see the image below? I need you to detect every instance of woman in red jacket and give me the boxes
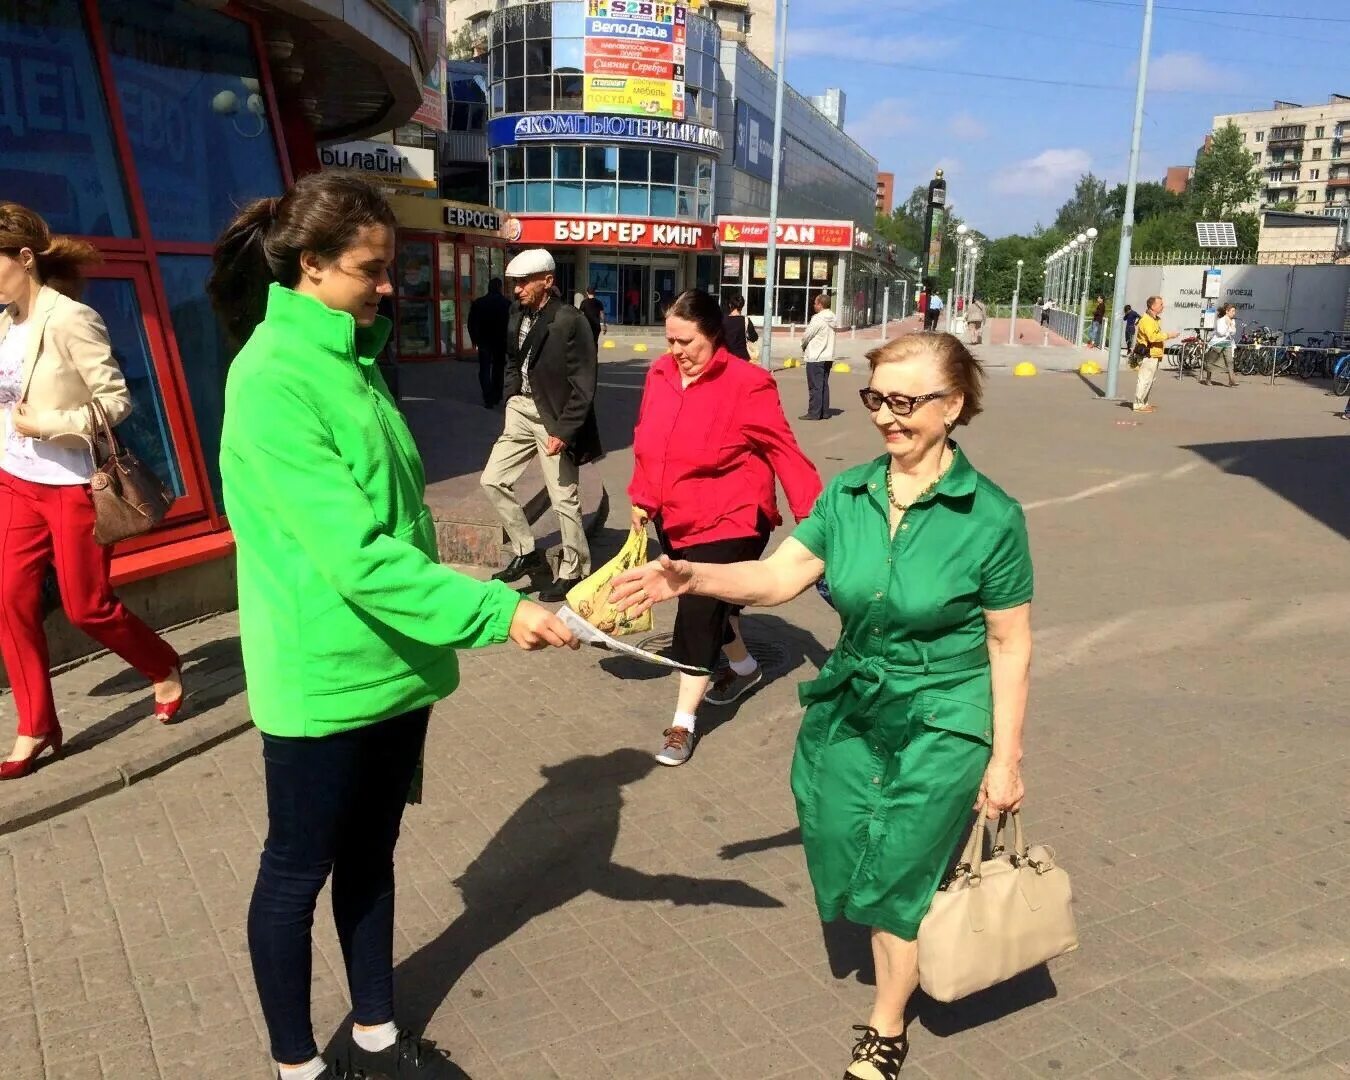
[630,290,822,766]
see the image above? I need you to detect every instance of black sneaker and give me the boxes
[844,1025,909,1079]
[276,1064,348,1080]
[492,551,546,584]
[347,1028,456,1078]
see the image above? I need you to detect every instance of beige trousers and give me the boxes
[1132,356,1161,409]
[480,395,590,579]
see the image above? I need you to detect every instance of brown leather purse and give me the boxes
[86,400,175,545]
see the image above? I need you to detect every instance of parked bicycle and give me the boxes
[1333,350,1350,398]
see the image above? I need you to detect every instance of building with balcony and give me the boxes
[1213,95,1350,215]
[876,172,896,215]
[1,0,433,632]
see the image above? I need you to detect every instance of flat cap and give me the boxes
[505,248,556,277]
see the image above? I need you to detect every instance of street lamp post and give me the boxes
[1107,0,1156,398]
[949,224,969,332]
[758,0,790,369]
[1076,228,1097,347]
[1009,258,1024,345]
[1064,240,1079,338]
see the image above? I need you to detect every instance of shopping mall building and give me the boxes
[1,0,445,638]
[475,0,903,328]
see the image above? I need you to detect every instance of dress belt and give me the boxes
[799,640,989,712]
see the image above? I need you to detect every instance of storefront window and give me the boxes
[397,239,435,357]
[526,182,552,211]
[100,0,283,244]
[554,182,583,212]
[619,184,649,216]
[0,0,136,237]
[585,183,617,214]
[84,279,184,496]
[159,255,228,506]
[438,242,457,354]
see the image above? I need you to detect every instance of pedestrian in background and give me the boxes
[1201,303,1238,388]
[1040,298,1053,328]
[721,292,759,361]
[482,249,601,603]
[1132,295,1179,414]
[467,277,511,409]
[800,292,838,420]
[1090,295,1106,348]
[578,284,606,348]
[0,203,184,782]
[965,296,986,346]
[924,292,943,332]
[210,173,576,1080]
[1122,303,1141,348]
[627,289,821,767]
[612,331,1033,1080]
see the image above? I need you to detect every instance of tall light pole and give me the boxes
[1009,258,1024,344]
[1106,0,1155,398]
[1076,228,1096,347]
[758,0,790,369]
[950,223,969,331]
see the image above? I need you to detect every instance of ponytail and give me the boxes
[207,198,279,348]
[208,174,395,349]
[0,202,101,300]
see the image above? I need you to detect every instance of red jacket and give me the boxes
[628,347,823,546]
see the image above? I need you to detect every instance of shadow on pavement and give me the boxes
[1183,436,1350,540]
[324,749,784,1061]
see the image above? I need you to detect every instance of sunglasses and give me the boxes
[858,388,951,416]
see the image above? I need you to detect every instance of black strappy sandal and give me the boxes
[844,1024,909,1079]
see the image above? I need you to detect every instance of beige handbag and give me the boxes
[917,811,1078,1002]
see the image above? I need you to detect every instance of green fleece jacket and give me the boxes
[220,285,521,737]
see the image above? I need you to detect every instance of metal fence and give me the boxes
[1131,250,1257,266]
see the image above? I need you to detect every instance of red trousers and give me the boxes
[0,471,179,738]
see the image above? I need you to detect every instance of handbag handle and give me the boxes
[87,399,123,463]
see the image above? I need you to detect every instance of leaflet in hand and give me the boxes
[557,605,711,675]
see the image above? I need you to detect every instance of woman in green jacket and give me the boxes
[611,333,1033,1080]
[209,173,575,1080]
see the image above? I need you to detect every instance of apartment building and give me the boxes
[1213,95,1350,214]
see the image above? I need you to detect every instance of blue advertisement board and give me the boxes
[487,113,723,154]
[734,100,779,182]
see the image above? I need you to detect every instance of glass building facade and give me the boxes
[484,0,724,324]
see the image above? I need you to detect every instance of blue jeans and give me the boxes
[248,708,430,1063]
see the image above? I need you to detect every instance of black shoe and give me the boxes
[348,1028,456,1078]
[798,414,821,421]
[844,1025,909,1079]
[276,1064,347,1080]
[492,551,546,584]
[537,576,583,604]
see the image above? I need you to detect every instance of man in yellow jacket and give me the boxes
[1133,295,1178,413]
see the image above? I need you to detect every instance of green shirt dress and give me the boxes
[790,446,1033,940]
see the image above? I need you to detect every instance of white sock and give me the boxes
[352,1020,399,1053]
[729,654,759,677]
[672,710,697,733]
[277,1058,327,1080]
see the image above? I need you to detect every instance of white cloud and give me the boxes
[990,148,1093,197]
[845,97,919,155]
[1135,51,1241,93]
[949,112,989,141]
[787,30,957,65]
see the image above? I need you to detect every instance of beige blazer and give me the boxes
[0,285,132,450]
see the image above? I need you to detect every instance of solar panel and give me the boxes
[1196,222,1238,248]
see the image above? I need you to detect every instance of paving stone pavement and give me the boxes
[0,357,1346,1079]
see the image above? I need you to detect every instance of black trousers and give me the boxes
[805,361,831,419]
[923,310,940,331]
[478,347,506,406]
[247,708,430,1064]
[657,527,770,670]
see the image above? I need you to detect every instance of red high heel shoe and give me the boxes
[154,669,187,725]
[0,730,63,781]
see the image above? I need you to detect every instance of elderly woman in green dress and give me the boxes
[612,332,1033,1079]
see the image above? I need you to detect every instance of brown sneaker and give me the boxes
[845,1025,909,1079]
[1132,403,1157,413]
[655,726,695,767]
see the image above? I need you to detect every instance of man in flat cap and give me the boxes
[481,249,602,602]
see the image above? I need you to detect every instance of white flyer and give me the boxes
[558,605,711,675]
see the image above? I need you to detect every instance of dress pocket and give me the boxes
[913,690,994,745]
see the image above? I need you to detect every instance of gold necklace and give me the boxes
[886,449,953,512]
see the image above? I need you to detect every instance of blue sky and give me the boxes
[785,0,1350,236]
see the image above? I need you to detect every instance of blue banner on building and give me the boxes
[487,113,723,154]
[734,100,779,182]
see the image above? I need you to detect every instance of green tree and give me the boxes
[1189,121,1261,219]
[447,24,483,60]
[1054,173,1114,234]
[1104,180,1184,224]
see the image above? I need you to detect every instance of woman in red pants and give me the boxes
[0,203,183,780]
